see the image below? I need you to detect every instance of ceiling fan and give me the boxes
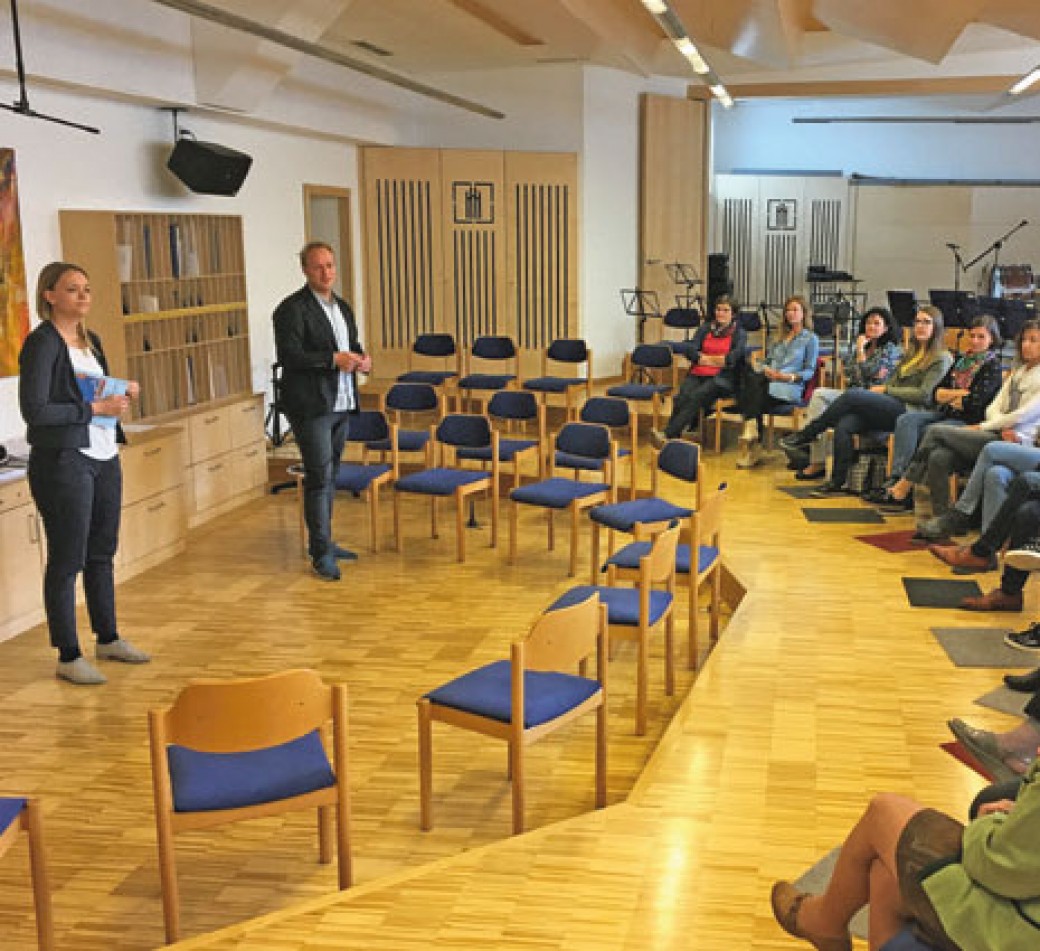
[0,0,99,134]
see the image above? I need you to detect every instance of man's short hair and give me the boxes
[299,240,335,268]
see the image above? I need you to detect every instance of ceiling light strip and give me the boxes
[1009,66,1040,96]
[639,0,732,107]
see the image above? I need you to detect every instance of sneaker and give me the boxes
[56,657,107,685]
[96,638,151,664]
[736,441,763,469]
[916,510,970,541]
[1006,623,1040,652]
[333,544,359,562]
[649,429,667,451]
[779,432,811,452]
[1005,537,1040,573]
[312,553,341,581]
[740,419,759,442]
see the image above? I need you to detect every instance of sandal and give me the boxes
[771,882,852,951]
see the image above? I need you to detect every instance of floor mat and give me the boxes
[854,529,921,553]
[802,507,885,524]
[903,578,982,608]
[931,626,1023,666]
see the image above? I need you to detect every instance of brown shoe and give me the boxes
[960,588,1024,612]
[928,544,994,573]
[770,882,852,951]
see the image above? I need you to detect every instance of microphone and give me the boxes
[1021,219,1030,227]
[946,243,960,249]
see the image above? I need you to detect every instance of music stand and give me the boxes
[621,289,661,344]
[929,289,976,329]
[887,290,917,328]
[665,262,702,310]
[1003,298,1032,341]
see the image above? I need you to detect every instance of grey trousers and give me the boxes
[903,424,999,516]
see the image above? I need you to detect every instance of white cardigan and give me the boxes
[980,362,1040,443]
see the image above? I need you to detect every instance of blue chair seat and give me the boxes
[511,477,609,509]
[766,400,803,417]
[367,429,430,453]
[335,462,392,493]
[607,383,671,400]
[459,373,515,391]
[523,376,586,393]
[551,585,673,626]
[0,797,26,835]
[589,498,693,532]
[395,468,490,496]
[606,541,719,576]
[425,659,600,729]
[397,370,457,385]
[166,730,336,813]
[879,927,939,951]
[458,438,537,463]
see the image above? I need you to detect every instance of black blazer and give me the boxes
[19,321,126,449]
[272,285,364,421]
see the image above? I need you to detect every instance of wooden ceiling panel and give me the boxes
[979,0,1040,45]
[668,0,808,68]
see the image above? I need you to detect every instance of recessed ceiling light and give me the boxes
[1010,66,1040,96]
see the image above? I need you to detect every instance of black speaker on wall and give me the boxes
[167,138,253,196]
[707,252,733,313]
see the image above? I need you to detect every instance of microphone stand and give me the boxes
[964,219,1030,288]
[945,243,965,294]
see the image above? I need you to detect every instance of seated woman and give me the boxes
[736,294,819,469]
[789,306,903,480]
[876,315,1004,514]
[772,755,1040,951]
[916,319,1040,539]
[780,306,951,495]
[649,294,747,448]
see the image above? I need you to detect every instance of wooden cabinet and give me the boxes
[58,210,251,421]
[0,478,45,643]
[183,394,267,527]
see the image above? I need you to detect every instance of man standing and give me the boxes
[273,241,371,580]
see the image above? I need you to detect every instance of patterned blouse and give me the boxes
[844,340,903,389]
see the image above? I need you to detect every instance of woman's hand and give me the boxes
[1001,429,1021,443]
[869,384,887,394]
[855,334,868,358]
[92,394,130,417]
[126,380,140,399]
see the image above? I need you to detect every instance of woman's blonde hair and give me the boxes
[899,304,946,375]
[36,261,90,349]
[782,295,813,332]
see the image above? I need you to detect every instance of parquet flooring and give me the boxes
[0,438,1032,950]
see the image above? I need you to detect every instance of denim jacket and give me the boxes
[764,329,820,402]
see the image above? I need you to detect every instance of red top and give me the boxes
[691,330,734,378]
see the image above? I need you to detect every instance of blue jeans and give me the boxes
[951,440,1040,531]
[890,410,945,478]
[28,448,122,659]
[291,410,351,561]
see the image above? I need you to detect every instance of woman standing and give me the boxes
[649,294,747,448]
[19,262,150,685]
[736,295,820,468]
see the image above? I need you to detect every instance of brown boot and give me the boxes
[927,544,996,573]
[960,588,1024,612]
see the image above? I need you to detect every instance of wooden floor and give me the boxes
[0,435,1034,951]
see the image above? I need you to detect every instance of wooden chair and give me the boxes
[550,523,680,735]
[457,389,545,492]
[148,669,351,944]
[392,413,500,562]
[0,797,54,951]
[606,484,727,670]
[371,382,444,464]
[606,343,673,432]
[418,592,608,835]
[579,396,638,500]
[764,357,826,446]
[456,335,519,412]
[510,421,617,577]
[660,307,701,388]
[522,338,593,421]
[397,332,460,394]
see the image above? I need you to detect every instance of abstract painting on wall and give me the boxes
[0,148,29,377]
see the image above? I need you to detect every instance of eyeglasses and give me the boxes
[914,317,933,325]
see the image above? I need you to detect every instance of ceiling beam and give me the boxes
[716,75,1019,99]
[444,0,543,46]
[149,0,505,118]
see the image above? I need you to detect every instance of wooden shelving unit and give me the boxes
[59,211,252,421]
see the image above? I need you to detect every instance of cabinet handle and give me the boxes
[204,415,219,425]
[28,513,39,544]
[147,501,166,513]
[245,449,259,458]
[208,463,223,473]
[144,447,162,457]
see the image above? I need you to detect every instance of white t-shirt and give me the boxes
[67,345,119,461]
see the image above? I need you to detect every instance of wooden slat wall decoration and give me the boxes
[764,231,798,307]
[505,151,578,377]
[720,197,754,306]
[361,148,578,378]
[809,198,842,270]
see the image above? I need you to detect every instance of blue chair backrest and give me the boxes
[631,344,672,369]
[472,336,516,360]
[438,413,492,449]
[658,440,699,483]
[738,309,762,331]
[488,390,538,421]
[663,307,700,329]
[879,926,939,951]
[580,396,630,428]
[386,382,439,412]
[556,422,610,460]
[413,333,456,357]
[546,338,588,364]
[347,410,390,444]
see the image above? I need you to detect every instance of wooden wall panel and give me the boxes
[505,151,579,377]
[361,148,443,378]
[440,151,507,349]
[640,95,709,334]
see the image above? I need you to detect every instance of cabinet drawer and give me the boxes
[0,503,44,624]
[188,407,231,464]
[231,441,268,492]
[229,396,265,449]
[119,486,185,568]
[191,455,237,513]
[122,434,184,506]
[0,478,31,512]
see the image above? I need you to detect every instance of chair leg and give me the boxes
[490,486,499,549]
[594,704,607,809]
[688,578,699,670]
[590,522,601,585]
[317,804,333,864]
[369,488,379,553]
[636,628,648,736]
[568,505,579,577]
[155,813,181,944]
[430,496,439,540]
[455,493,466,562]
[710,566,722,644]
[509,739,525,835]
[418,699,433,831]
[509,501,519,564]
[664,611,675,697]
[23,800,54,951]
[392,491,402,552]
[547,508,555,552]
